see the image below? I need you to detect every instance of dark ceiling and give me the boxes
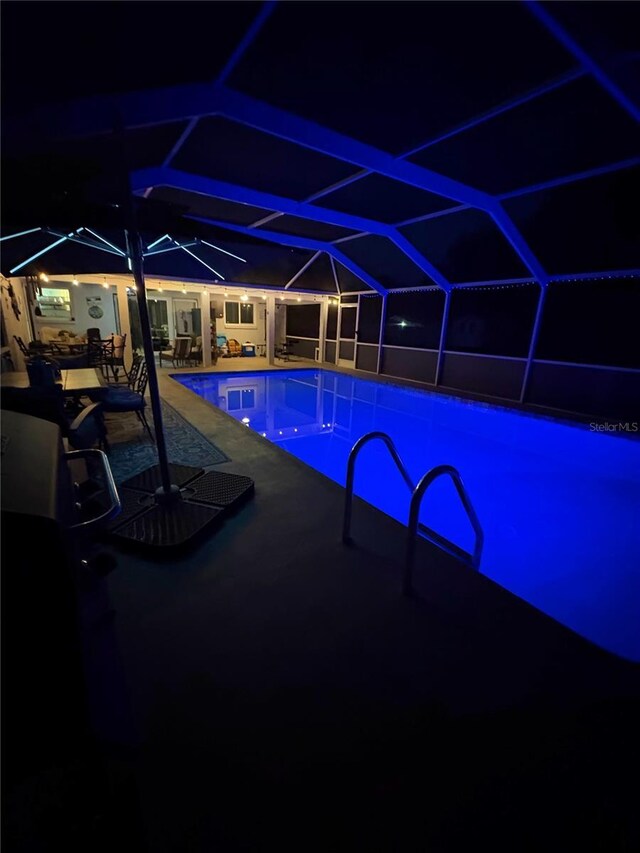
[1,1,638,292]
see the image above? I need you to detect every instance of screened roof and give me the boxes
[2,1,638,294]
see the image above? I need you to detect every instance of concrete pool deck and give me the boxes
[88,364,640,851]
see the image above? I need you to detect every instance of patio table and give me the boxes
[1,368,103,394]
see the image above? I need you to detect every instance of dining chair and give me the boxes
[14,335,52,357]
[13,336,31,358]
[87,354,153,442]
[87,328,108,373]
[187,336,203,366]
[100,333,129,383]
[159,336,192,368]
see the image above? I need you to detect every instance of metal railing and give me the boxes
[403,465,483,596]
[343,432,415,544]
[342,431,483,596]
[65,449,121,530]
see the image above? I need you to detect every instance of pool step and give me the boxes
[417,523,474,569]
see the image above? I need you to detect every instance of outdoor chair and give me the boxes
[1,385,107,450]
[100,333,128,383]
[275,342,291,361]
[13,335,32,358]
[159,336,192,367]
[14,335,53,357]
[15,334,88,370]
[87,353,153,442]
[87,328,109,373]
[187,336,203,366]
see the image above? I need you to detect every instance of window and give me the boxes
[225,300,255,327]
[35,286,72,320]
[227,388,256,411]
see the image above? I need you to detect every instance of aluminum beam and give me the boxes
[526,1,640,122]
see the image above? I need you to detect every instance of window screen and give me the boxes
[384,290,445,349]
[326,302,338,340]
[286,304,320,338]
[536,279,640,368]
[358,296,382,344]
[445,285,539,357]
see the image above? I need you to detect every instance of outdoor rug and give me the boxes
[106,400,229,484]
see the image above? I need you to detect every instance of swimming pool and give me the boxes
[175,369,640,661]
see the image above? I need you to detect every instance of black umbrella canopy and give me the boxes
[2,145,269,241]
[1,211,318,287]
[1,138,313,283]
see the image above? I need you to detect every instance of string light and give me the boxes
[102,277,109,289]
[39,272,49,282]
[72,276,79,286]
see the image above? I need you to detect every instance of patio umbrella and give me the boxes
[1,136,258,551]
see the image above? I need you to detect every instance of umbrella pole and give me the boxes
[126,229,180,503]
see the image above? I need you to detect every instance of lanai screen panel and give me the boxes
[228,2,574,152]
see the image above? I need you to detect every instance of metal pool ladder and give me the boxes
[342,432,484,596]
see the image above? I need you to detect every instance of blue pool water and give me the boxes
[176,369,640,661]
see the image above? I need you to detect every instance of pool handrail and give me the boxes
[343,431,415,545]
[342,431,483,595]
[403,465,484,597]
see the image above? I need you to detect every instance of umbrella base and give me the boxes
[106,465,254,555]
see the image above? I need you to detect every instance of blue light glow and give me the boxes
[174,240,224,279]
[146,234,172,250]
[143,241,199,257]
[200,240,246,263]
[82,227,126,255]
[0,227,41,242]
[9,236,68,273]
[176,368,640,662]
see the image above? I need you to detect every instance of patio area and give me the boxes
[76,371,638,852]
